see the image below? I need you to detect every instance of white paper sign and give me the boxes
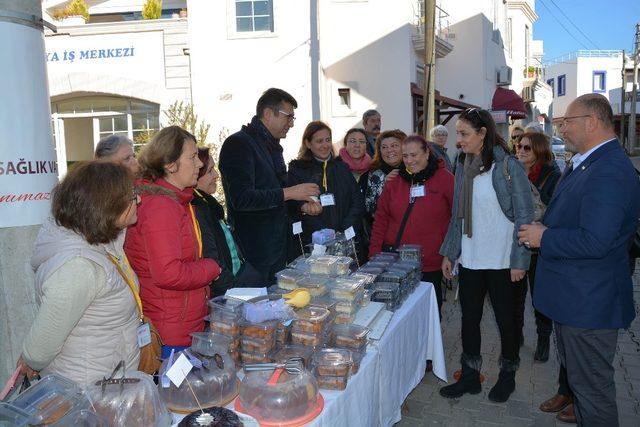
[410,185,425,198]
[320,193,336,207]
[312,244,326,255]
[344,226,356,240]
[165,353,193,388]
[292,221,302,235]
[136,322,151,348]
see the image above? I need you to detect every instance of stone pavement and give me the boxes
[397,266,640,426]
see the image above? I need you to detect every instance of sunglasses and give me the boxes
[515,144,532,152]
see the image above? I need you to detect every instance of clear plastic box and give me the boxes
[333,256,353,276]
[275,269,306,290]
[315,373,349,390]
[308,255,339,275]
[334,297,363,315]
[329,277,366,301]
[398,244,422,262]
[240,320,278,340]
[292,307,331,333]
[240,336,276,353]
[270,345,315,368]
[297,275,329,297]
[206,311,241,336]
[290,329,328,347]
[207,295,245,315]
[334,312,355,324]
[240,350,272,364]
[191,331,237,356]
[312,348,353,377]
[332,324,370,349]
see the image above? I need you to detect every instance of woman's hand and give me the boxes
[16,356,38,379]
[442,257,453,280]
[510,269,526,282]
[301,201,323,216]
[385,169,399,182]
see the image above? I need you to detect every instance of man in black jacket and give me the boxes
[219,88,320,284]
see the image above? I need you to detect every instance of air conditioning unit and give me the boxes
[497,66,512,86]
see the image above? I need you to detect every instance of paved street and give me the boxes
[398,264,640,426]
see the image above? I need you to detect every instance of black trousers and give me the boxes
[422,270,443,319]
[555,322,619,426]
[514,253,553,339]
[458,266,520,362]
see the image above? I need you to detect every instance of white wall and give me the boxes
[544,61,576,117]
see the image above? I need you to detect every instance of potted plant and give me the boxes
[142,0,162,20]
[526,66,536,78]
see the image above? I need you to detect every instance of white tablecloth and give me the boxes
[172,282,445,427]
[374,282,446,426]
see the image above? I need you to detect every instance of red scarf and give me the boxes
[528,162,543,184]
[339,147,372,175]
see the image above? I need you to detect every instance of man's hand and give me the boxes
[442,257,453,280]
[16,356,38,379]
[283,183,320,202]
[518,222,547,249]
[301,201,323,216]
[510,269,526,282]
[385,169,400,182]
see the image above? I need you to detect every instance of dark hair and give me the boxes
[256,88,298,118]
[519,132,553,164]
[138,126,196,181]
[197,147,212,179]
[402,134,432,154]
[52,161,133,245]
[297,121,335,161]
[343,128,368,146]
[362,109,380,123]
[94,134,133,159]
[457,108,509,170]
[575,93,614,128]
[371,129,407,170]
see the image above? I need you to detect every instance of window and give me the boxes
[236,1,273,32]
[338,88,351,108]
[558,74,566,97]
[547,78,554,97]
[593,71,606,93]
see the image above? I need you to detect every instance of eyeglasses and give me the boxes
[278,109,296,123]
[515,144,532,152]
[464,108,482,119]
[559,114,591,128]
[346,139,366,145]
[511,134,523,140]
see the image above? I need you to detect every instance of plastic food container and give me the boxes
[364,260,391,269]
[375,251,399,261]
[288,255,311,272]
[298,275,329,297]
[334,312,355,325]
[240,350,272,364]
[291,330,328,347]
[398,244,422,262]
[271,345,315,368]
[312,348,353,377]
[207,310,241,336]
[87,370,172,427]
[308,256,339,275]
[207,295,245,315]
[370,282,401,311]
[276,321,291,345]
[315,374,349,390]
[267,285,287,297]
[7,374,91,426]
[334,298,362,315]
[351,272,376,286]
[235,368,322,425]
[240,320,278,340]
[333,257,353,276]
[332,324,370,349]
[54,409,108,427]
[351,345,367,375]
[240,336,276,353]
[191,332,238,356]
[308,296,338,315]
[312,228,336,245]
[276,269,306,290]
[292,307,330,333]
[329,277,366,302]
[0,402,30,427]
[158,351,238,414]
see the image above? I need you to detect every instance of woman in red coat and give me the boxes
[369,135,454,316]
[125,126,221,358]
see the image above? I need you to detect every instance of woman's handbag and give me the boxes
[108,255,162,375]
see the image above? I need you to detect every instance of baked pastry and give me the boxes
[291,330,325,347]
[240,351,272,364]
[240,320,277,340]
[292,307,330,333]
[315,375,347,390]
[240,336,275,353]
[177,406,243,427]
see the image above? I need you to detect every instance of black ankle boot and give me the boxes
[534,335,550,362]
[488,357,518,402]
[440,354,482,399]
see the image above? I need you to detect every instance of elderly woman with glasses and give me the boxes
[18,161,141,385]
[429,125,454,172]
[94,134,140,176]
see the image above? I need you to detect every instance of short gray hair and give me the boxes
[95,134,134,159]
[362,109,380,122]
[430,125,448,137]
[524,122,544,133]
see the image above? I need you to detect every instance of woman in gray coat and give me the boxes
[439,108,534,403]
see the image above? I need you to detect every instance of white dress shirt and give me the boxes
[571,138,615,170]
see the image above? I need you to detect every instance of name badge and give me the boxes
[320,193,336,207]
[410,185,425,198]
[137,322,152,348]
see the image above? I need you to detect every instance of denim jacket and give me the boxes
[440,146,533,270]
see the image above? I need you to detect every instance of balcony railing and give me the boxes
[413,2,450,41]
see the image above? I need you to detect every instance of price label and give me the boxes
[312,244,326,255]
[292,221,302,235]
[165,353,193,388]
[344,226,356,240]
[320,193,336,207]
[136,322,152,348]
[410,185,425,198]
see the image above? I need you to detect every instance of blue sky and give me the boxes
[534,0,640,62]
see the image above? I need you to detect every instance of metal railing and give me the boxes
[413,1,450,40]
[544,50,623,66]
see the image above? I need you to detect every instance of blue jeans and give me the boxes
[161,345,189,360]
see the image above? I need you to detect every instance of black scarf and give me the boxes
[246,116,287,180]
[378,160,397,175]
[398,154,439,184]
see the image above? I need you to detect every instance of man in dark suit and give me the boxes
[219,88,321,283]
[518,93,640,426]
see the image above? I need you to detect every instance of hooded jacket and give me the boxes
[124,178,221,347]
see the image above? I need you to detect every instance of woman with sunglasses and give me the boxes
[18,161,141,385]
[439,108,534,402]
[125,126,221,359]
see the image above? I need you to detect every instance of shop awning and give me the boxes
[491,87,527,119]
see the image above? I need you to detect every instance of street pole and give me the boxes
[630,23,639,153]
[422,0,436,137]
[620,50,626,151]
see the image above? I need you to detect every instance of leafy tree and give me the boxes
[163,101,211,146]
[54,0,89,22]
[142,0,162,20]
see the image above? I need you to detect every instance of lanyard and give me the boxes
[188,204,203,259]
[108,253,143,321]
[322,160,328,193]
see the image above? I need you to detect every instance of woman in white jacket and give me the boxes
[18,161,141,386]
